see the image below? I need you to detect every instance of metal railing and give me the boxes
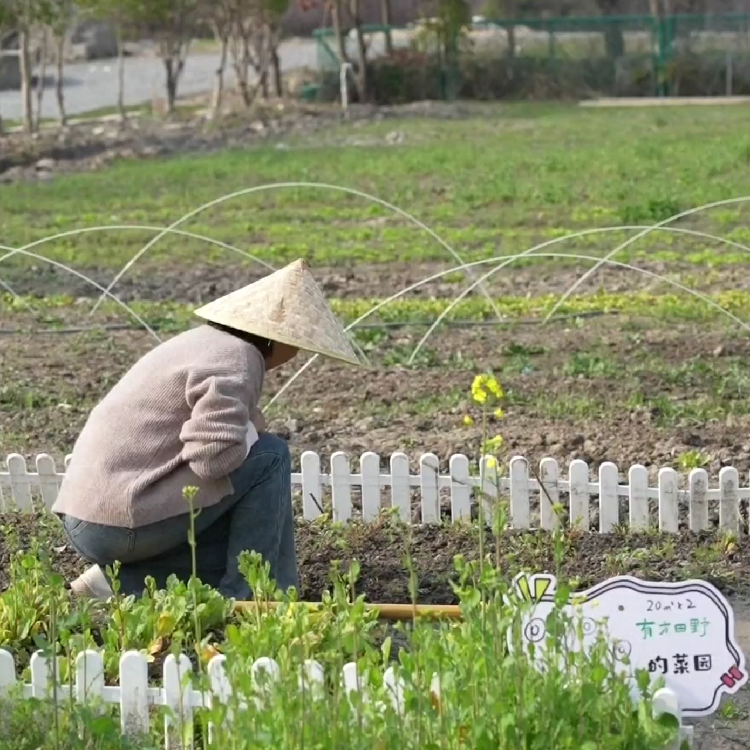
[312,13,750,101]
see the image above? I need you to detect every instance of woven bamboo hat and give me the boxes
[194,259,360,366]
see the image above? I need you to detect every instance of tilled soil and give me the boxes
[4,304,750,489]
[2,512,750,602]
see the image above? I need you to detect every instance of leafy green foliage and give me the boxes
[3,105,750,271]
[0,512,682,750]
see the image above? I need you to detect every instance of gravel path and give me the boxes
[0,39,318,121]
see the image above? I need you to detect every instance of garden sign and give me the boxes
[509,572,747,717]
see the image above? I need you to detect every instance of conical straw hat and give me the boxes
[194,259,360,366]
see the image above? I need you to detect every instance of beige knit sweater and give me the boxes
[52,325,265,528]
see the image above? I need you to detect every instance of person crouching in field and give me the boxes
[52,259,360,600]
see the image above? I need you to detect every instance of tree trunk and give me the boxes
[331,0,349,64]
[503,0,517,81]
[116,26,127,124]
[246,41,277,107]
[257,28,269,99]
[380,0,393,56]
[211,33,229,116]
[34,30,49,133]
[354,27,368,102]
[232,35,253,107]
[164,57,178,113]
[55,33,67,127]
[272,46,282,97]
[19,28,33,135]
[649,0,666,17]
[161,38,189,115]
[351,1,368,102]
[596,0,625,58]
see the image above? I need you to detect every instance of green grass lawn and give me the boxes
[3,104,750,272]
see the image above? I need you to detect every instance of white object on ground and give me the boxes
[340,62,352,110]
[70,564,114,599]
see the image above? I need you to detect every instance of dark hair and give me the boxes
[207,321,275,358]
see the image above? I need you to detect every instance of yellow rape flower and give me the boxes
[462,415,474,427]
[471,385,488,405]
[483,435,504,453]
[471,373,504,406]
[493,408,504,419]
[485,456,497,469]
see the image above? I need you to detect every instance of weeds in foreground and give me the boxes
[0,548,683,750]
[0,374,688,749]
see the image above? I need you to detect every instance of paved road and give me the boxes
[0,39,318,121]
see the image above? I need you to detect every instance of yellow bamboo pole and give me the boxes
[234,600,463,621]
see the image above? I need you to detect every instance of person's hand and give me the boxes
[250,407,266,433]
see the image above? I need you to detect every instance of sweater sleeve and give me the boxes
[180,356,261,480]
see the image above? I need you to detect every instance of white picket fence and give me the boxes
[0,649,689,748]
[0,451,746,533]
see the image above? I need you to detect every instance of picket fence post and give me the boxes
[30,651,52,699]
[719,466,740,535]
[628,465,649,531]
[76,650,105,710]
[120,650,149,736]
[36,454,61,510]
[419,453,440,523]
[449,453,471,521]
[7,454,32,511]
[539,457,559,530]
[251,656,281,711]
[298,659,325,701]
[569,459,590,529]
[598,462,619,533]
[390,452,411,521]
[361,452,381,521]
[659,468,679,533]
[300,451,322,520]
[689,468,709,533]
[0,649,16,697]
[207,653,232,742]
[163,653,193,750]
[330,451,352,523]
[509,456,530,529]
[653,687,693,749]
[479,454,498,524]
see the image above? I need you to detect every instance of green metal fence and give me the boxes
[313,13,750,101]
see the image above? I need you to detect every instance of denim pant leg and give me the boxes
[63,433,298,600]
[217,432,298,599]
[117,513,233,593]
[64,497,234,595]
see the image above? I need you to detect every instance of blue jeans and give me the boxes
[62,433,298,599]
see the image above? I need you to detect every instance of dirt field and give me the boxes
[5,269,750,492]
[3,103,750,746]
